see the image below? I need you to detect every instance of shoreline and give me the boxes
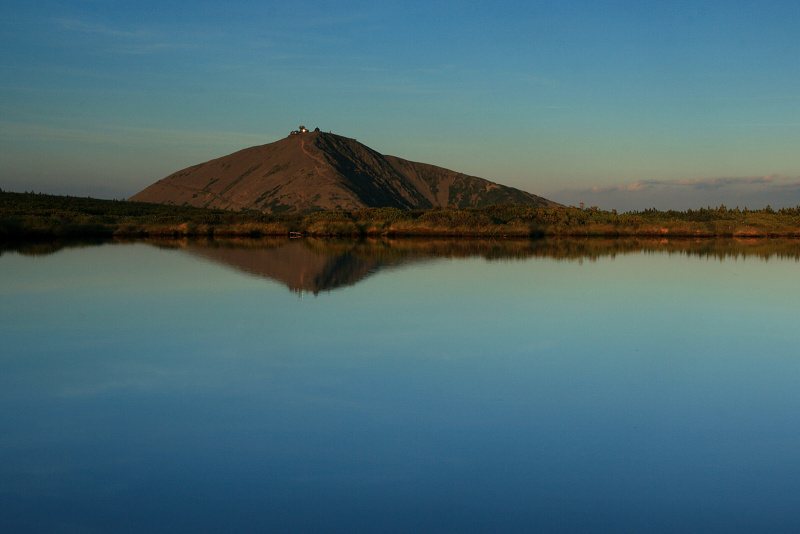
[3,191,800,241]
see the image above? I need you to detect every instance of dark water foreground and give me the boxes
[1,237,799,532]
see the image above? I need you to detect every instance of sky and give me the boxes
[1,0,799,211]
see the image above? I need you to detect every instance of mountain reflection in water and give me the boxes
[184,239,397,295]
[179,237,800,294]
[4,236,800,294]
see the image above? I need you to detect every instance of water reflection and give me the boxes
[4,236,800,294]
[184,239,407,295]
[161,236,800,294]
[2,237,800,532]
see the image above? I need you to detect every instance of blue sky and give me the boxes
[1,0,799,211]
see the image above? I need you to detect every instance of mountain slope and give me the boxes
[129,131,558,212]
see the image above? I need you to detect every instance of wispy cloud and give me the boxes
[0,120,268,148]
[51,17,190,55]
[585,175,796,194]
[299,11,376,29]
[53,18,151,40]
[550,175,800,211]
[726,122,800,128]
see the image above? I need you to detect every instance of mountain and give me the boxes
[129,131,558,212]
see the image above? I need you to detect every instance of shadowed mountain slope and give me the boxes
[130,131,558,213]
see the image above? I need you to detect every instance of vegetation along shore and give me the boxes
[3,191,800,240]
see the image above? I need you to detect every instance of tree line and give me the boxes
[2,191,800,240]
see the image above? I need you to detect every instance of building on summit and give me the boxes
[290,125,322,135]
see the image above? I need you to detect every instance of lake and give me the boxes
[1,237,800,533]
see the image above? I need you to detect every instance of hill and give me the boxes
[129,131,559,212]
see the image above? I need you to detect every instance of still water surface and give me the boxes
[1,238,799,532]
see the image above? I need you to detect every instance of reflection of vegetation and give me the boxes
[4,191,800,240]
[181,237,800,293]
[0,239,108,257]
[5,235,799,293]
[520,237,800,262]
[5,233,800,262]
[299,236,800,262]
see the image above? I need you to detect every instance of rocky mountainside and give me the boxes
[129,131,558,212]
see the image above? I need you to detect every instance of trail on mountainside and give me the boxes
[300,138,327,177]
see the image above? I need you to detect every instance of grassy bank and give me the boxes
[3,191,800,240]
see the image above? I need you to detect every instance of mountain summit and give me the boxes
[129,130,558,212]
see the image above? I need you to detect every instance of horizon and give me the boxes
[2,1,799,212]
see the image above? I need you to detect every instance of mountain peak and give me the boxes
[129,131,558,212]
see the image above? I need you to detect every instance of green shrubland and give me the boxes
[2,191,800,240]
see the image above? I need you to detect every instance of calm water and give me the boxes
[1,238,800,533]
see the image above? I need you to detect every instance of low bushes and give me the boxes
[3,191,800,239]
